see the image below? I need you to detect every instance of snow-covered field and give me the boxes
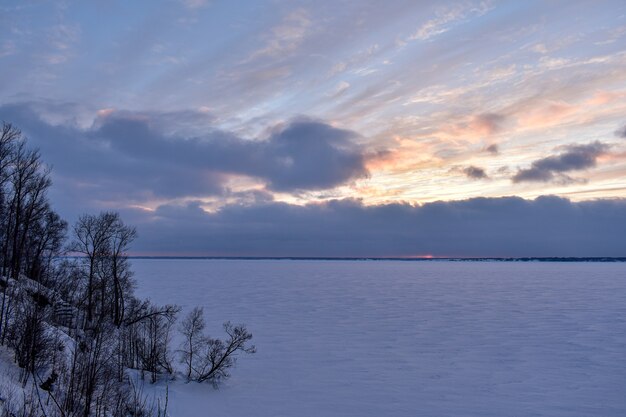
[132,259,626,417]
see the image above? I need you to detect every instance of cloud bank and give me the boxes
[2,103,625,258]
[0,103,369,201]
[127,196,626,257]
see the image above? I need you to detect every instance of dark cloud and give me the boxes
[615,124,626,138]
[256,120,369,191]
[512,141,609,183]
[0,103,369,204]
[125,196,626,257]
[485,144,499,155]
[462,166,488,179]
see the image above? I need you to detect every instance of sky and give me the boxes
[1,0,626,257]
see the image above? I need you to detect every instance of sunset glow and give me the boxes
[1,1,625,256]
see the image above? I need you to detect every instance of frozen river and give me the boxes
[132,259,626,417]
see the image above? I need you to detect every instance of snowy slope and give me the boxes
[133,260,626,417]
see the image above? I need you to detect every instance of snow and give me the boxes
[0,345,26,415]
[132,259,626,417]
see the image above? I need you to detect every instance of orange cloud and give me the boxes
[586,90,625,106]
[517,100,578,129]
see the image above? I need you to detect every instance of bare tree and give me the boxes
[179,318,256,386]
[123,299,180,382]
[179,307,206,381]
[0,122,19,182]
[2,140,52,280]
[0,123,19,243]
[0,128,57,345]
[108,217,137,326]
[70,212,117,324]
[25,208,67,282]
[0,123,19,248]
[0,122,19,347]
[7,287,54,385]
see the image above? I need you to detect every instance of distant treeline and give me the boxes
[83,256,626,262]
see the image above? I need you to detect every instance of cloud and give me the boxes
[435,112,508,140]
[512,141,609,183]
[180,0,209,9]
[0,102,369,204]
[615,124,626,138]
[253,119,369,191]
[0,40,16,58]
[472,113,506,135]
[126,196,626,257]
[409,2,493,41]
[517,101,578,129]
[485,144,499,155]
[327,81,350,98]
[463,166,488,179]
[44,24,80,65]
[248,9,311,60]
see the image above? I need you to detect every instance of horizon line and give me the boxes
[59,255,626,262]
